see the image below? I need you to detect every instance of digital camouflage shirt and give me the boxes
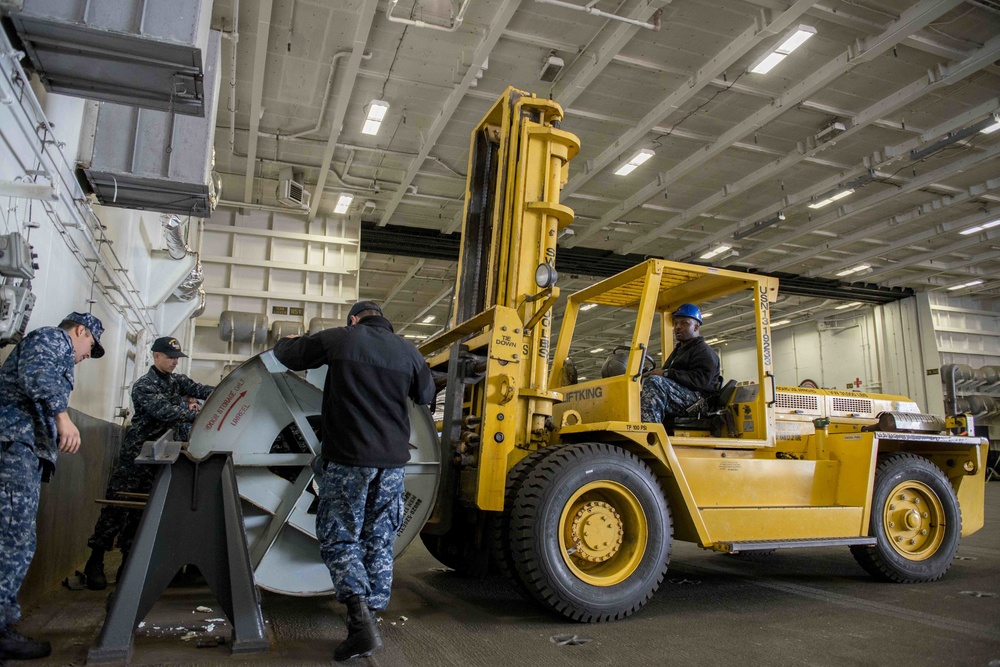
[0,327,75,467]
[123,366,214,450]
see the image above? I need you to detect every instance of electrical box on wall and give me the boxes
[0,284,35,346]
[3,0,214,116]
[0,232,38,280]
[78,30,221,217]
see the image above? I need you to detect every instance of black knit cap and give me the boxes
[347,300,382,325]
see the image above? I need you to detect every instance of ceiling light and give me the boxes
[361,100,389,136]
[614,149,655,176]
[580,303,598,311]
[590,347,605,353]
[836,264,870,277]
[404,334,427,339]
[809,188,855,209]
[959,218,1000,235]
[749,24,816,74]
[700,244,732,260]
[334,193,354,215]
[705,337,727,345]
[422,315,436,324]
[700,311,713,318]
[815,121,847,144]
[911,113,1000,160]
[947,279,984,291]
[835,301,862,310]
[772,319,791,326]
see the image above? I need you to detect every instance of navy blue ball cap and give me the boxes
[347,300,382,325]
[151,336,187,358]
[64,311,105,358]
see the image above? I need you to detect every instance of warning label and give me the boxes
[204,378,250,432]
[396,490,424,537]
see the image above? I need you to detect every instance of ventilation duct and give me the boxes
[172,260,203,301]
[78,31,222,216]
[162,216,190,260]
[5,0,214,116]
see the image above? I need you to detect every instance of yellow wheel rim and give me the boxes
[882,481,946,561]
[558,480,647,586]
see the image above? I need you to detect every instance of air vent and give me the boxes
[277,167,311,209]
[831,397,872,415]
[776,393,819,411]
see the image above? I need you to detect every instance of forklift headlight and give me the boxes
[535,263,558,289]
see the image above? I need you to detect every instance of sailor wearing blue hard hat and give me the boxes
[640,303,722,424]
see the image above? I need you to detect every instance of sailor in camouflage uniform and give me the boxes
[0,311,104,662]
[82,336,213,590]
[641,303,722,423]
[274,301,435,662]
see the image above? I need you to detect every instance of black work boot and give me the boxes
[84,549,107,591]
[0,625,52,660]
[333,595,382,662]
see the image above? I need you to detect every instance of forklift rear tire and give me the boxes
[509,443,671,622]
[851,453,961,583]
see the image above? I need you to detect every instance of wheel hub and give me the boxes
[883,483,945,560]
[569,501,624,563]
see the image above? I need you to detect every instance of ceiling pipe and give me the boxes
[386,0,472,32]
[226,0,239,153]
[534,0,662,30]
[284,50,372,140]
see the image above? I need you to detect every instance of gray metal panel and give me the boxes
[6,0,212,115]
[81,30,221,216]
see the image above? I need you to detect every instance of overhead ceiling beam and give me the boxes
[380,259,426,309]
[308,0,379,221]
[396,284,454,334]
[735,142,1000,267]
[622,37,1000,256]
[559,0,818,213]
[377,0,524,228]
[567,0,965,248]
[242,0,274,203]
[872,229,1000,284]
[798,181,1000,276]
[669,91,1000,263]
[550,0,670,108]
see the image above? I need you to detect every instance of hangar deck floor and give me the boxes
[9,483,1000,667]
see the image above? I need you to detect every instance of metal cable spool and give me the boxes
[186,351,440,596]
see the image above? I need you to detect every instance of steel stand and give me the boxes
[87,441,268,663]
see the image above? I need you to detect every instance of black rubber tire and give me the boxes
[490,447,560,586]
[420,515,492,577]
[509,443,672,622]
[851,453,961,583]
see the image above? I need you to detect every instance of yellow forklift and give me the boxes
[417,87,986,622]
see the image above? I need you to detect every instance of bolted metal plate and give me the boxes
[187,351,440,596]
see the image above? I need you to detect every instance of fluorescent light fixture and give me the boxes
[772,319,791,326]
[614,149,655,176]
[959,218,1000,235]
[734,211,785,240]
[361,100,390,136]
[578,376,588,381]
[403,334,427,339]
[835,301,862,310]
[836,264,870,277]
[979,114,999,134]
[809,188,855,209]
[580,303,598,311]
[334,193,354,215]
[700,244,732,260]
[422,315,436,324]
[749,24,816,74]
[706,337,726,345]
[590,348,605,354]
[947,279,984,291]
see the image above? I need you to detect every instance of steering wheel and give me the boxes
[611,345,656,380]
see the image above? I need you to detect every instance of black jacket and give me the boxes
[273,316,436,468]
[663,337,722,396]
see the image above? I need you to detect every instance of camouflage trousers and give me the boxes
[316,461,404,610]
[0,442,42,627]
[87,439,156,553]
[640,375,701,422]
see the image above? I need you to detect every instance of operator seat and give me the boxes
[667,379,738,437]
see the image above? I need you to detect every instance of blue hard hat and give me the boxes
[671,303,703,324]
